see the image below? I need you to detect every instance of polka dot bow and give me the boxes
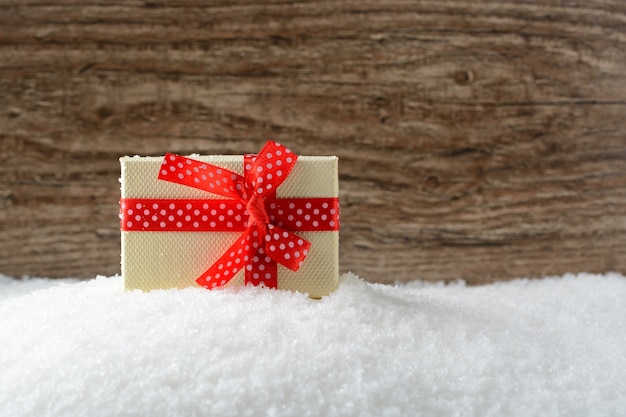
[147,141,339,289]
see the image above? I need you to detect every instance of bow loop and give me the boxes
[159,153,246,202]
[245,142,298,199]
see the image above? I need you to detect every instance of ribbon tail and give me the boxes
[244,246,279,288]
[196,232,252,289]
[262,224,311,272]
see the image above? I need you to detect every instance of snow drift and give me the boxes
[1,272,625,417]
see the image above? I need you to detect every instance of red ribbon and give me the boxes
[120,141,339,289]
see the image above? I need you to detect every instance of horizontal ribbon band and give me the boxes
[120,197,340,232]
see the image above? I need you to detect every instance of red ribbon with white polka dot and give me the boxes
[120,141,339,289]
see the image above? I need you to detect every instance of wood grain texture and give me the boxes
[1,0,625,283]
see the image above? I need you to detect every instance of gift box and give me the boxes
[120,141,340,297]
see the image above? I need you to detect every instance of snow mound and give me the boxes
[1,272,625,417]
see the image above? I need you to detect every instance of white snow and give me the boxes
[1,272,625,417]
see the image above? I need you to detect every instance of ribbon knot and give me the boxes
[246,194,269,226]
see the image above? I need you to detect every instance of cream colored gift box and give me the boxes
[120,153,339,298]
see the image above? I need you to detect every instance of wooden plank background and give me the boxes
[1,0,625,284]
